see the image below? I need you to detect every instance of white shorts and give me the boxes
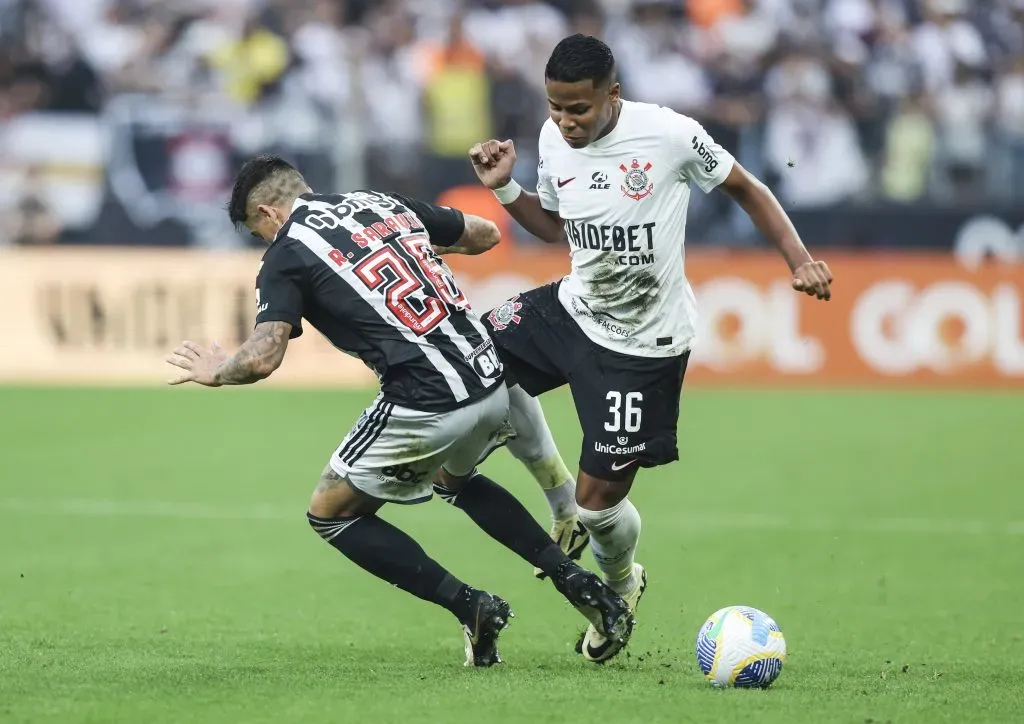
[329,386,512,504]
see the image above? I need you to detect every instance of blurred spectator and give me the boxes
[361,4,425,196]
[863,9,922,114]
[987,0,1024,61]
[687,0,742,29]
[420,12,493,199]
[704,0,778,69]
[463,0,568,91]
[4,166,61,246]
[565,0,605,37]
[0,0,1022,248]
[763,52,869,207]
[880,92,935,202]
[993,54,1024,201]
[911,0,987,93]
[609,0,711,114]
[74,0,149,81]
[206,13,289,105]
[290,0,355,109]
[932,62,994,201]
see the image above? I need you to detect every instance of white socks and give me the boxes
[577,498,642,594]
[505,385,577,521]
[540,483,577,522]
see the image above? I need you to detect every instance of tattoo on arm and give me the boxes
[443,215,500,255]
[213,321,291,385]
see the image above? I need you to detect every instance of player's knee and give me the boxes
[309,465,383,518]
[435,466,467,488]
[432,466,476,504]
[307,510,360,541]
[308,493,339,519]
[575,471,631,511]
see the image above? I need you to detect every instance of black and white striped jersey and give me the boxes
[254,190,503,412]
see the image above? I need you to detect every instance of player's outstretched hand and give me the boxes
[469,139,517,189]
[166,341,228,386]
[792,260,833,301]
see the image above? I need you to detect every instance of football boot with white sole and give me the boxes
[550,561,634,653]
[576,563,647,663]
[461,591,514,667]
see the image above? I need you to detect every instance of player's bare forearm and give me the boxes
[503,192,565,245]
[433,214,500,256]
[719,163,813,272]
[213,321,291,385]
[469,139,562,243]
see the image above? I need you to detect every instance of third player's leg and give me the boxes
[504,385,589,575]
[432,383,581,580]
[479,283,590,569]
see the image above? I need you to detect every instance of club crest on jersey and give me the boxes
[620,158,654,200]
[488,295,523,331]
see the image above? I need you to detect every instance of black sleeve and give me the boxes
[387,192,466,247]
[254,244,305,338]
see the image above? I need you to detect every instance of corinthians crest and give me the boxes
[487,295,523,331]
[620,158,654,200]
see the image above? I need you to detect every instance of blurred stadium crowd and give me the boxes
[1,0,1023,248]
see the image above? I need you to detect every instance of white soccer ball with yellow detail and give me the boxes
[695,606,786,688]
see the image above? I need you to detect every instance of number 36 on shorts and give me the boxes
[604,391,643,433]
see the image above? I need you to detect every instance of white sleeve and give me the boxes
[535,127,559,211]
[665,110,735,194]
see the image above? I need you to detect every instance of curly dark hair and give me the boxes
[545,34,616,87]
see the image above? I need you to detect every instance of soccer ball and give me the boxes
[695,606,786,688]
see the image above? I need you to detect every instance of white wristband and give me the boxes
[492,179,523,205]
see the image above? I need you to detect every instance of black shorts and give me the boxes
[482,282,689,481]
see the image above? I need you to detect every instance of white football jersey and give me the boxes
[536,100,734,357]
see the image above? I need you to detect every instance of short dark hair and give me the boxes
[545,34,615,87]
[227,154,304,228]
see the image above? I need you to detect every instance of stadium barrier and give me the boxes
[1,248,1022,388]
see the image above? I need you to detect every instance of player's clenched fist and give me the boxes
[469,139,517,189]
[792,260,834,301]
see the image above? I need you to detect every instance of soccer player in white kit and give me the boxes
[469,34,834,663]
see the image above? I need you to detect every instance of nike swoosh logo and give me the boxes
[557,177,576,188]
[610,459,639,472]
[566,522,588,557]
[585,639,616,660]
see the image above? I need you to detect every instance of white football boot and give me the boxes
[576,563,647,663]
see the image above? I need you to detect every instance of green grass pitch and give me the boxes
[1,386,1022,723]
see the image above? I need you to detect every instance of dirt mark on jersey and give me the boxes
[587,259,660,325]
